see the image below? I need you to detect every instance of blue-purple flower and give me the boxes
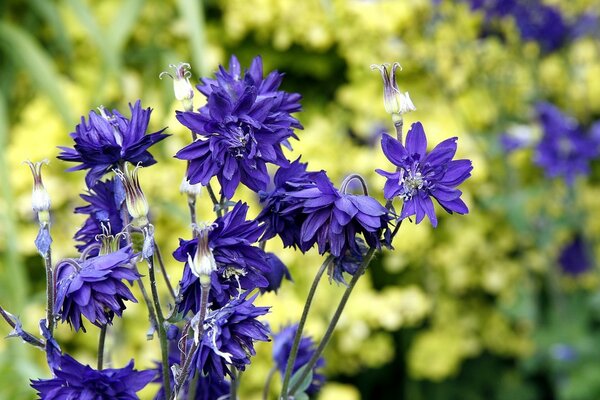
[286,171,390,257]
[31,354,155,400]
[175,55,302,199]
[377,122,472,227]
[558,234,592,276]
[535,103,599,185]
[174,202,271,313]
[272,324,325,396]
[54,245,140,331]
[74,178,126,256]
[58,100,168,187]
[261,252,292,293]
[192,293,270,380]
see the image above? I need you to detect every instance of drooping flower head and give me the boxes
[286,172,390,257]
[174,202,271,313]
[175,55,303,199]
[272,324,325,396]
[535,102,599,185]
[192,293,270,380]
[261,252,292,293]
[377,122,472,227]
[558,234,592,276]
[31,354,155,400]
[54,245,140,331]
[74,178,126,256]
[58,100,169,187]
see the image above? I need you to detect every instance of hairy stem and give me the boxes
[288,248,376,396]
[97,324,107,370]
[0,305,44,349]
[206,182,222,218]
[280,256,332,398]
[43,245,55,336]
[153,240,176,301]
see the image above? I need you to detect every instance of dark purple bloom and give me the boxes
[193,293,270,380]
[535,103,599,185]
[258,158,319,250]
[272,324,325,396]
[174,202,271,313]
[261,252,292,293]
[558,234,592,276]
[175,55,303,199]
[74,178,126,256]
[58,100,168,187]
[377,122,472,227]
[283,172,390,258]
[331,238,368,285]
[31,354,155,400]
[54,245,140,332]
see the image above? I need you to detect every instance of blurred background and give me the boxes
[2,0,600,399]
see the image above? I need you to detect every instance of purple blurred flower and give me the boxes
[535,103,599,185]
[74,178,126,256]
[175,55,302,199]
[558,234,592,276]
[31,354,155,400]
[285,172,390,257]
[174,202,270,313]
[261,252,292,293]
[192,293,270,380]
[58,100,168,187]
[54,245,140,332]
[257,158,319,250]
[272,324,325,396]
[377,122,472,227]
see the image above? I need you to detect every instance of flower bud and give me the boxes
[188,225,216,287]
[115,163,149,226]
[160,63,194,111]
[179,176,203,197]
[25,160,51,224]
[371,62,416,116]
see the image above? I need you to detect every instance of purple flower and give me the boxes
[558,234,592,276]
[54,245,140,332]
[58,100,168,187]
[74,178,126,256]
[285,171,389,257]
[175,55,302,199]
[261,252,293,293]
[193,293,270,380]
[257,158,319,250]
[377,122,472,227]
[331,238,368,285]
[31,354,155,400]
[535,103,599,185]
[272,324,325,396]
[174,202,271,313]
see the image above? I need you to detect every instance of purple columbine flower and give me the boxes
[192,292,270,380]
[31,354,155,400]
[376,122,472,227]
[58,100,169,187]
[54,245,140,332]
[174,202,271,313]
[535,102,599,185]
[261,252,293,293]
[558,234,592,276]
[74,178,126,256]
[272,324,325,396]
[286,171,390,257]
[175,55,303,199]
[257,158,320,250]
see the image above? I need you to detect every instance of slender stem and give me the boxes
[187,370,199,400]
[263,367,277,400]
[170,284,210,400]
[97,324,107,370]
[231,368,239,400]
[280,256,332,398]
[43,245,55,336]
[0,305,44,349]
[393,114,403,142]
[206,183,222,218]
[340,174,369,196]
[187,194,197,228]
[153,240,176,301]
[147,255,171,399]
[288,248,376,396]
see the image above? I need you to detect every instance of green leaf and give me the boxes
[177,0,207,75]
[108,0,145,53]
[289,365,313,397]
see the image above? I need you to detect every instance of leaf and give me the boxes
[177,0,207,75]
[108,0,145,53]
[289,365,313,397]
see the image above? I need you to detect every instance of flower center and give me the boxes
[400,165,426,199]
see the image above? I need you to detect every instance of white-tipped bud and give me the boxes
[160,63,194,111]
[180,176,203,197]
[115,163,149,226]
[25,160,51,223]
[188,225,216,286]
[371,62,416,116]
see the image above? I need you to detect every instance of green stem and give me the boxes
[153,240,176,301]
[263,367,277,400]
[280,256,332,398]
[97,324,107,370]
[288,248,376,396]
[43,244,55,335]
[206,182,222,217]
[231,368,239,400]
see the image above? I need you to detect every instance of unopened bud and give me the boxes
[24,160,51,223]
[160,63,194,111]
[115,163,149,226]
[188,225,216,286]
[371,62,416,116]
[180,176,203,197]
